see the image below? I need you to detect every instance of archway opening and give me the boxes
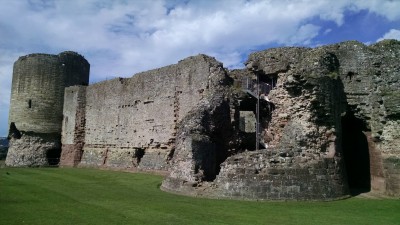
[46,148,61,166]
[341,112,371,195]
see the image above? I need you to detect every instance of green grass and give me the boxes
[1,168,399,225]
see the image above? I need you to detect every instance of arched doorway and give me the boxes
[341,111,371,195]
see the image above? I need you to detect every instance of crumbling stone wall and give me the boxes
[6,52,89,167]
[6,133,61,167]
[8,40,399,200]
[61,55,230,171]
[163,46,349,200]
[161,85,233,192]
[325,40,400,195]
[163,40,400,200]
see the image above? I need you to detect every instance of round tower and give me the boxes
[6,51,90,167]
[8,52,89,133]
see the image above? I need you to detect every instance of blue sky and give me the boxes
[1,0,400,137]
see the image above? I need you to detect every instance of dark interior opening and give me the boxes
[134,148,145,164]
[237,96,257,151]
[211,101,235,181]
[346,71,356,80]
[258,72,277,88]
[46,148,61,166]
[341,111,371,195]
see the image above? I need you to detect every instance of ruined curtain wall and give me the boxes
[63,55,218,170]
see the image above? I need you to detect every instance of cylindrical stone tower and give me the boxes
[6,51,90,167]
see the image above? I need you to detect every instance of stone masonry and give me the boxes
[6,40,400,200]
[6,52,89,167]
[162,40,400,200]
[60,55,230,172]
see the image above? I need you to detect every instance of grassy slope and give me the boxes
[0,168,399,225]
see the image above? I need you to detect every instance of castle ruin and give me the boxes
[6,52,89,166]
[6,40,400,200]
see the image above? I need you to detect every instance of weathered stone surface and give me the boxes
[8,52,89,134]
[6,133,60,167]
[6,52,89,167]
[60,86,87,166]
[163,40,400,199]
[190,46,349,200]
[161,61,234,192]
[239,111,256,133]
[61,54,232,172]
[7,40,400,200]
[213,149,347,200]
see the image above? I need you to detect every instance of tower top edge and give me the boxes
[17,51,86,61]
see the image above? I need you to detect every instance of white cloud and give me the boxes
[353,0,400,21]
[285,24,321,45]
[0,0,399,136]
[377,29,400,42]
[323,28,332,35]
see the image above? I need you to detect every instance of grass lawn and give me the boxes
[0,167,399,225]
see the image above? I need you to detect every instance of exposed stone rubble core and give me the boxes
[162,40,400,199]
[162,46,350,200]
[6,133,60,167]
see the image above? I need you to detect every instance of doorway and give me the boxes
[46,148,61,166]
[341,111,371,195]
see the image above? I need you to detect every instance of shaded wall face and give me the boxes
[331,41,400,196]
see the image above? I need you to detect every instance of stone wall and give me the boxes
[6,52,89,167]
[60,86,87,166]
[61,55,229,171]
[214,150,347,200]
[163,46,350,200]
[9,40,399,199]
[8,52,89,133]
[5,133,61,167]
[162,40,400,200]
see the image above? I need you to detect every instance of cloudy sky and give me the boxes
[1,0,400,136]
